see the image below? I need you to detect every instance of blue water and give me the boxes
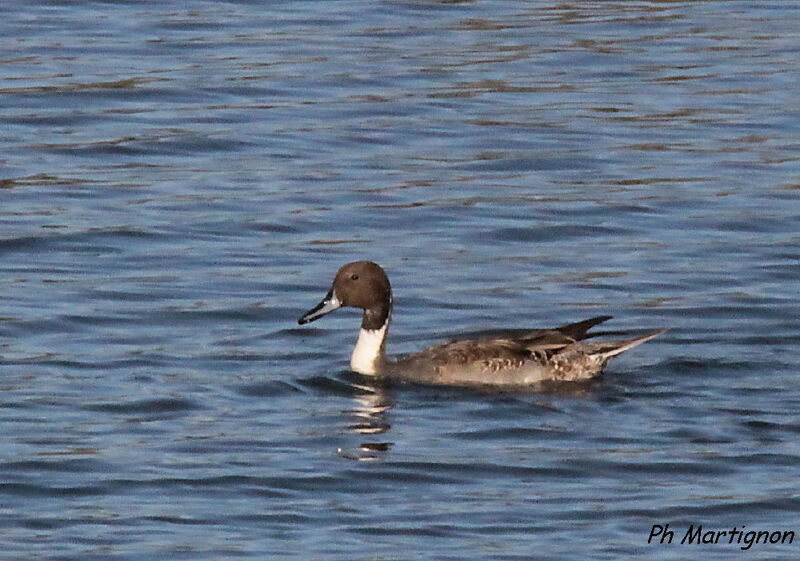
[2,1,800,559]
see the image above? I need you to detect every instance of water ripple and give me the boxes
[82,398,198,415]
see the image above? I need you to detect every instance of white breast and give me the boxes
[350,324,388,375]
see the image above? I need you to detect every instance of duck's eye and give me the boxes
[350,274,359,281]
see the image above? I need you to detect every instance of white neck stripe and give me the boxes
[350,322,388,375]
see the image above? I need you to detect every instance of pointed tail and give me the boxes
[594,329,668,360]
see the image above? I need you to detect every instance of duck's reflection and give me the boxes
[334,373,608,460]
[339,376,394,460]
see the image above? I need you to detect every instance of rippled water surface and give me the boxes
[2,1,800,559]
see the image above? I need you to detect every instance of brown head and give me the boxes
[298,261,392,330]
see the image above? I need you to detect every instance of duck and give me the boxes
[298,261,666,386]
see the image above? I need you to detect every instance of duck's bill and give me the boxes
[298,291,341,324]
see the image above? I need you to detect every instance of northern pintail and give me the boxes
[298,261,666,386]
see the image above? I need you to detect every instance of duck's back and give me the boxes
[384,333,580,386]
[382,322,665,386]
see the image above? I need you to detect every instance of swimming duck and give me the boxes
[298,261,665,386]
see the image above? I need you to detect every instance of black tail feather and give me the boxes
[556,315,613,341]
